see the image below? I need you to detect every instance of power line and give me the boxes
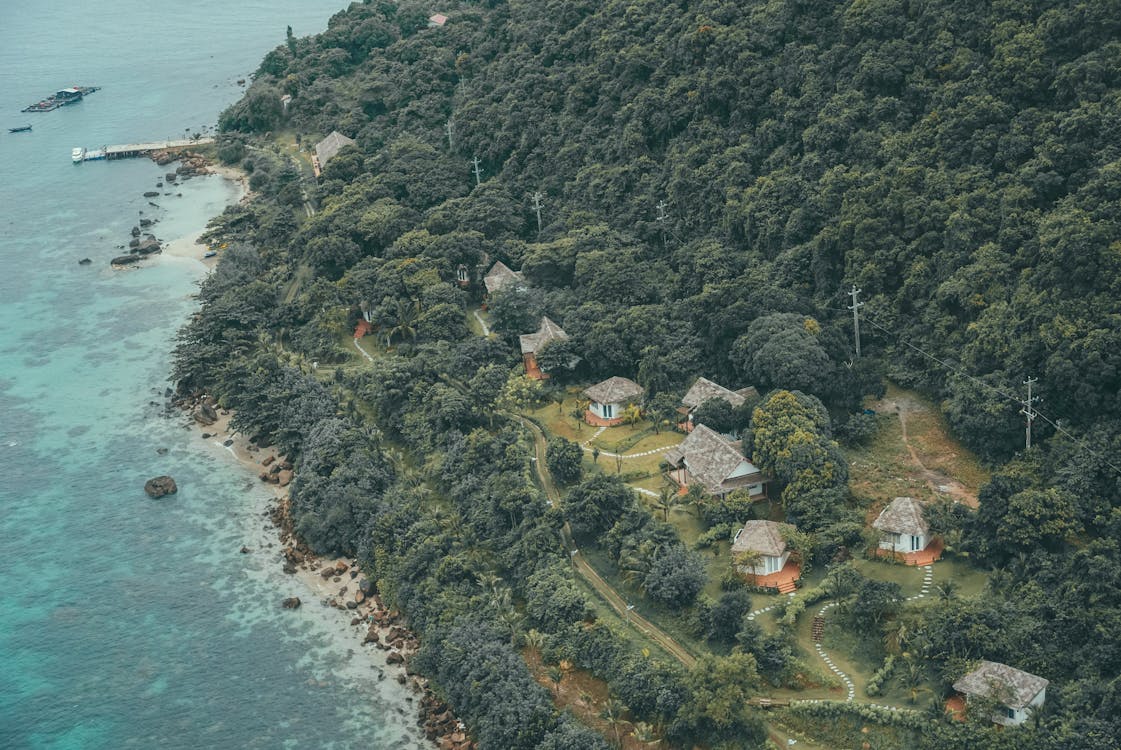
[847,307,1121,476]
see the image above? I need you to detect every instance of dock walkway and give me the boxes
[76,137,214,162]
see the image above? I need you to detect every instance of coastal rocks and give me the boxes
[144,475,177,498]
[139,218,153,228]
[134,238,161,255]
[143,191,160,197]
[276,469,293,487]
[78,258,92,265]
[193,402,218,426]
[281,597,301,609]
[111,255,141,266]
[386,651,404,665]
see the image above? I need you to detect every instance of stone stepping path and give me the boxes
[813,602,855,702]
[905,564,935,601]
[746,591,796,621]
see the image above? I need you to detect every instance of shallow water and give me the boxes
[0,3,428,748]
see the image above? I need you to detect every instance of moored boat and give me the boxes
[72,147,86,163]
[9,125,32,133]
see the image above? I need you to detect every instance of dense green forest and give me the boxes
[178,1,1121,748]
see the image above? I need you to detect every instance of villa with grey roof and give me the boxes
[872,496,943,565]
[953,661,1048,726]
[518,317,568,379]
[583,376,644,426]
[663,424,767,499]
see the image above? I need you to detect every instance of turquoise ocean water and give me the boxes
[0,3,428,748]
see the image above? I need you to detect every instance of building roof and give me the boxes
[428,13,448,26]
[583,376,644,405]
[483,261,523,294]
[315,131,356,167]
[682,377,753,410]
[664,424,762,495]
[953,661,1048,709]
[732,520,789,558]
[519,317,568,355]
[872,497,929,536]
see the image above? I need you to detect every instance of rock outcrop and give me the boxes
[144,475,177,498]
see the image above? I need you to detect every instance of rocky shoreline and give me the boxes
[181,393,474,750]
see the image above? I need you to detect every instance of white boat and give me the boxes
[84,147,106,161]
[71,146,86,163]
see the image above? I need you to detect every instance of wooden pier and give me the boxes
[104,138,214,159]
[75,137,214,162]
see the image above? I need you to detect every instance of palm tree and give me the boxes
[599,698,627,748]
[935,579,959,602]
[631,721,658,747]
[386,298,421,349]
[547,665,565,696]
[623,402,643,428]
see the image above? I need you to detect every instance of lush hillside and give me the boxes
[180,1,1121,748]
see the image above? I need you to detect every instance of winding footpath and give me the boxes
[472,309,491,336]
[515,416,696,668]
[808,563,935,703]
[579,426,666,460]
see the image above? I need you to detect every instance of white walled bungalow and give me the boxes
[663,424,767,499]
[679,377,758,430]
[732,520,790,576]
[583,376,644,426]
[872,496,931,555]
[953,661,1048,726]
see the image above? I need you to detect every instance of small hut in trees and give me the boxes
[518,317,568,379]
[313,131,355,176]
[679,377,758,431]
[952,661,1048,726]
[483,260,524,296]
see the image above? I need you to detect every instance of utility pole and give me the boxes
[470,156,483,186]
[444,118,454,149]
[531,191,544,234]
[1021,376,1039,450]
[847,285,864,358]
[655,200,669,246]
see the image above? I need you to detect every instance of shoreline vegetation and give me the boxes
[173,1,1121,748]
[176,397,470,750]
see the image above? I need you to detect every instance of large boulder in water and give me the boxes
[133,238,161,255]
[144,475,177,498]
[111,255,141,266]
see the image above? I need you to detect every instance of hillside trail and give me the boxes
[876,396,979,508]
[513,415,697,668]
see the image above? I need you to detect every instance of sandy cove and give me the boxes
[180,396,474,750]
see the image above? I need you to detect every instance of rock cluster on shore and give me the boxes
[266,490,474,749]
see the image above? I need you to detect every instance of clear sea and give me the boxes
[0,3,428,748]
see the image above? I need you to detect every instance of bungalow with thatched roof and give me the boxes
[313,131,356,176]
[953,661,1048,726]
[483,261,524,295]
[663,424,766,499]
[519,317,568,379]
[872,496,942,565]
[732,520,799,593]
[583,376,643,426]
